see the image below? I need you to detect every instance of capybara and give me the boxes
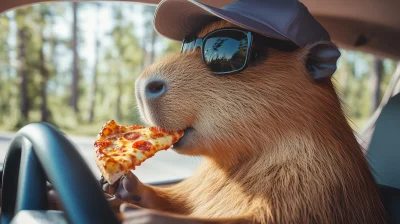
[105,20,387,224]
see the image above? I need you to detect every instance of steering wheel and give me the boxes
[0,122,119,224]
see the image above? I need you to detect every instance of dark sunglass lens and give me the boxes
[203,30,249,74]
[182,37,196,53]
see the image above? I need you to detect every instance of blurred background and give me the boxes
[0,2,398,181]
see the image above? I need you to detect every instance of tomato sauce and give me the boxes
[123,132,142,140]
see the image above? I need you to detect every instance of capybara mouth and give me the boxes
[172,127,194,149]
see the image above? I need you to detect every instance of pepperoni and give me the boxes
[132,140,154,152]
[124,132,141,140]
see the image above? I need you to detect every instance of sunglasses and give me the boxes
[181,28,253,75]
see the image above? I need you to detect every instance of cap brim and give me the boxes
[154,0,290,43]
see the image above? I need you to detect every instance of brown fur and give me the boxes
[129,21,387,223]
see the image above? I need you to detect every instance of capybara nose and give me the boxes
[145,79,167,99]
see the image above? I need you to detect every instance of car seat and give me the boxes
[367,93,400,223]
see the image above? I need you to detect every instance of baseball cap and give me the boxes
[153,0,330,47]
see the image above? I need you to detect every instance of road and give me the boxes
[0,132,202,184]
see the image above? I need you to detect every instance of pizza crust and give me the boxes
[100,166,125,185]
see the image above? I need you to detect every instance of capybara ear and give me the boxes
[306,42,341,81]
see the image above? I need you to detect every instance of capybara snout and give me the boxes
[136,51,212,155]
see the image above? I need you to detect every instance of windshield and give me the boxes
[0,2,397,183]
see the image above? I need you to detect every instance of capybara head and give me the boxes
[135,20,341,162]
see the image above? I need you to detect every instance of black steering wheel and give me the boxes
[0,122,119,224]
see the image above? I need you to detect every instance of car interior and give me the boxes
[0,0,399,223]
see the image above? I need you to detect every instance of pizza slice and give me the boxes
[95,120,184,184]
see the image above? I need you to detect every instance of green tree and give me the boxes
[15,7,33,125]
[104,6,142,122]
[0,15,11,122]
[9,4,65,127]
[36,5,55,122]
[71,2,80,114]
[141,6,157,68]
[88,3,102,123]
[0,15,9,70]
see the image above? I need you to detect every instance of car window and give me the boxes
[334,52,398,133]
[0,2,397,182]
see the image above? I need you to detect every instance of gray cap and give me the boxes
[153,0,330,47]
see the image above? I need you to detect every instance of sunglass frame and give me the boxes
[181,28,253,75]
